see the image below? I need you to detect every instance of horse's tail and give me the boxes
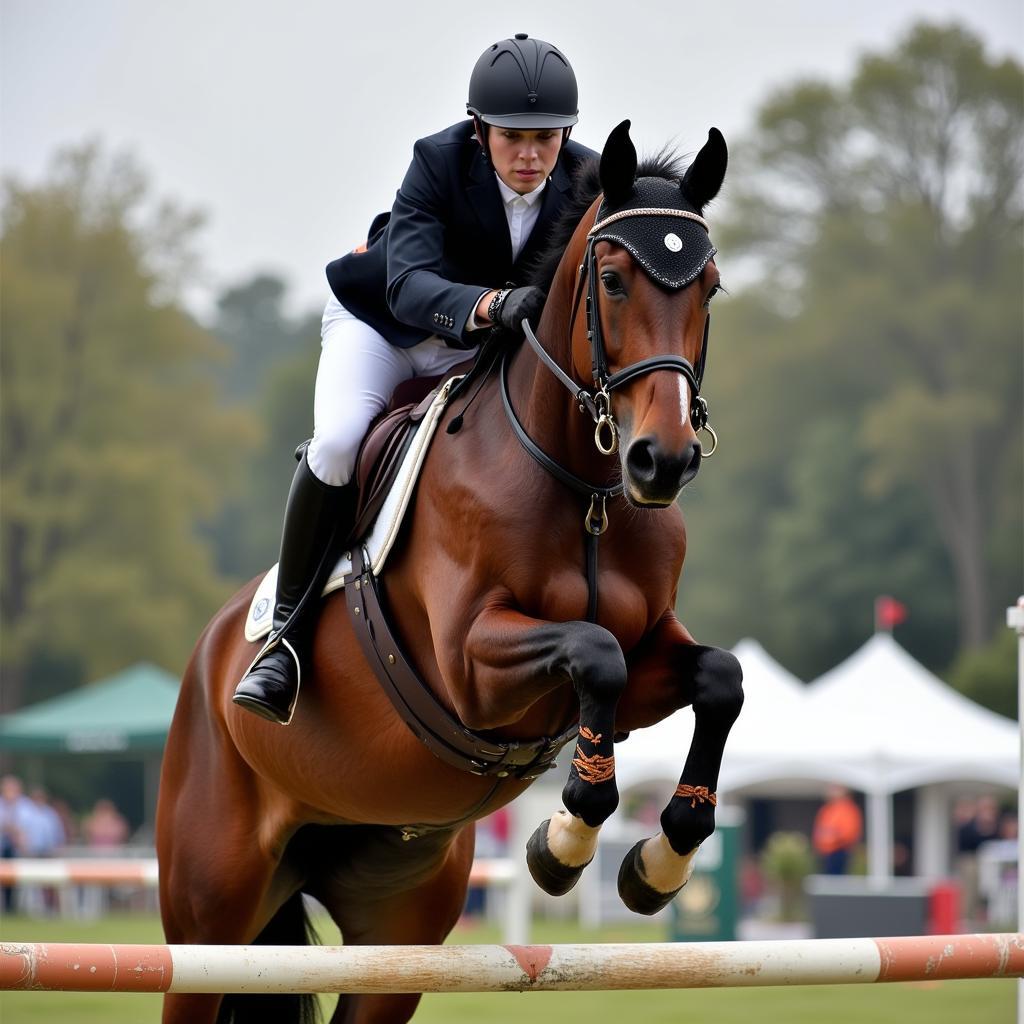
[216,891,321,1024]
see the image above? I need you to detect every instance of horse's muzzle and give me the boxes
[624,436,702,505]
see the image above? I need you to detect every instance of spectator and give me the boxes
[953,796,977,851]
[998,810,1018,841]
[25,787,66,857]
[18,787,67,916]
[959,795,1001,853]
[82,798,129,849]
[0,775,37,912]
[51,798,78,847]
[812,784,863,875]
[0,775,36,857]
[955,794,1002,924]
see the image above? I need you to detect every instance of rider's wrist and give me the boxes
[487,288,511,324]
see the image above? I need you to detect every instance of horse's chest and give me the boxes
[532,564,653,652]
[420,469,681,650]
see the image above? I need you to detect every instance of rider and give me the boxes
[233,34,597,725]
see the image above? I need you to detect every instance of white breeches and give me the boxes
[307,296,478,486]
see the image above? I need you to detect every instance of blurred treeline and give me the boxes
[1,23,1020,717]
[679,24,1022,713]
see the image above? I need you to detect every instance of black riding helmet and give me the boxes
[467,34,578,129]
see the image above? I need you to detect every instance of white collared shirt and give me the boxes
[465,174,548,332]
[494,173,547,261]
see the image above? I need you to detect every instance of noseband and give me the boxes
[521,205,718,459]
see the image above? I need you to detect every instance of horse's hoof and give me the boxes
[617,839,683,915]
[526,819,591,896]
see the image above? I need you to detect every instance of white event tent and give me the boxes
[804,632,1017,879]
[614,634,1018,880]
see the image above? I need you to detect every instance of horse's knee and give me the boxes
[692,647,743,722]
[562,623,628,697]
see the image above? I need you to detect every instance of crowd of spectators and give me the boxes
[0,773,131,857]
[0,773,135,914]
[0,775,68,859]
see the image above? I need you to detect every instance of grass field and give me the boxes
[0,913,1015,1023]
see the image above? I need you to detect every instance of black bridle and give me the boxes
[521,207,716,458]
[499,204,719,622]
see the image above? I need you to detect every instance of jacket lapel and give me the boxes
[467,148,512,267]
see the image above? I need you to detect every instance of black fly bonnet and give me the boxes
[590,176,716,289]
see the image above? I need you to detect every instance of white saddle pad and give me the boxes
[244,378,460,643]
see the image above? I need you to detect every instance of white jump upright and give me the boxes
[1009,596,1024,1024]
[1,934,1021,994]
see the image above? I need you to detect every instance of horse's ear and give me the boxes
[681,127,728,210]
[599,119,638,208]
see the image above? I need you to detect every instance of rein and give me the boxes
[501,204,719,623]
[500,350,621,622]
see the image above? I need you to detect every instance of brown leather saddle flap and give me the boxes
[350,375,445,541]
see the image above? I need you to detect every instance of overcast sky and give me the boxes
[3,0,1021,320]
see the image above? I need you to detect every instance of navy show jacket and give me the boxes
[325,120,597,349]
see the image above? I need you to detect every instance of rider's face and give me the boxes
[485,127,563,194]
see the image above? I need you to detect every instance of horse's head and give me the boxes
[567,121,727,507]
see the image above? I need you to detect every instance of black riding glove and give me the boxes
[494,286,545,332]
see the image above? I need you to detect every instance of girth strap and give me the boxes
[345,546,577,780]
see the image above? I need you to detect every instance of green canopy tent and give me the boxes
[0,663,180,754]
[0,663,181,831]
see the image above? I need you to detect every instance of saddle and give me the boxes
[350,373,449,543]
[248,374,464,643]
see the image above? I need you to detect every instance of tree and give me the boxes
[1,144,257,709]
[682,23,1022,664]
[213,273,318,402]
[205,274,321,579]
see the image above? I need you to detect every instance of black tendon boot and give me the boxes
[233,453,356,724]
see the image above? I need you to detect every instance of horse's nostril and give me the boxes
[626,438,657,484]
[679,441,702,487]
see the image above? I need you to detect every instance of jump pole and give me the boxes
[0,858,515,889]
[1,934,1021,994]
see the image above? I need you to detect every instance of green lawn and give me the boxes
[0,913,1015,1023]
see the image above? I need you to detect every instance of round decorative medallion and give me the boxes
[664,232,683,252]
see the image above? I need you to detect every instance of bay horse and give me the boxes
[156,120,743,1024]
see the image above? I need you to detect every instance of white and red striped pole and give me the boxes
[0,857,514,889]
[1,935,1021,994]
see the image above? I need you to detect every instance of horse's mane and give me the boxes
[527,150,689,291]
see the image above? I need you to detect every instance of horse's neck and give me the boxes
[506,262,616,489]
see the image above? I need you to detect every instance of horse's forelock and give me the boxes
[527,149,690,291]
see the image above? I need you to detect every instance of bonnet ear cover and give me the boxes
[681,127,727,211]
[599,119,638,208]
[590,125,728,290]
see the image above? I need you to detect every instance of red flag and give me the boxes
[875,595,908,632]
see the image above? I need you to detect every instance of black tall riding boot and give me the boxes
[233,452,356,724]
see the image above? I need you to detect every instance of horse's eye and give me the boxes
[703,284,721,308]
[601,272,624,296]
